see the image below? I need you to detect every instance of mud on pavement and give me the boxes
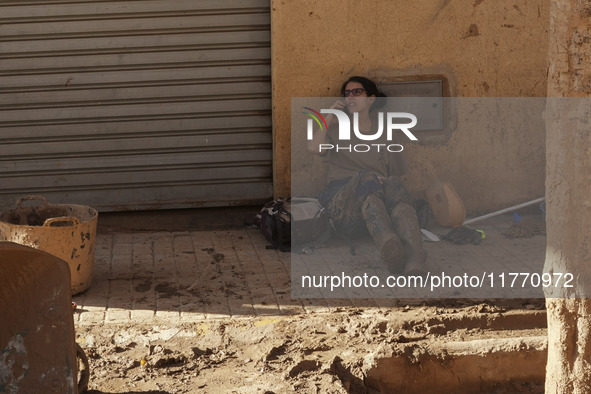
[79,300,547,394]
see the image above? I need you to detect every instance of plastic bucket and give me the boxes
[0,195,98,295]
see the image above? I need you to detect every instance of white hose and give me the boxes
[463,197,545,226]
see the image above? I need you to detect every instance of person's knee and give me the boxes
[361,193,385,215]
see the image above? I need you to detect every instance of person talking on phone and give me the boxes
[308,76,427,276]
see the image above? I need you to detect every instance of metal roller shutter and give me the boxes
[0,0,272,212]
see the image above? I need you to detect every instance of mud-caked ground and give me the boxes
[79,299,547,394]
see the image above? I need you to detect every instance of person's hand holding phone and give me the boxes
[327,99,347,127]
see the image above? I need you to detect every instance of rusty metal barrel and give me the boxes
[0,195,98,295]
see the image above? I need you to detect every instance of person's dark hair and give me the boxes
[340,76,386,110]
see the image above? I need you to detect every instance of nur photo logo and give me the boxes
[304,107,419,153]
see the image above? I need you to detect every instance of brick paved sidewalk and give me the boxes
[73,215,547,325]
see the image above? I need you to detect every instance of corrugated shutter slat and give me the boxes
[0,0,272,211]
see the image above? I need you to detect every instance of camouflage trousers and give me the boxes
[319,171,412,238]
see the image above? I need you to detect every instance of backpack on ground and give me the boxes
[255,197,331,252]
[255,198,291,252]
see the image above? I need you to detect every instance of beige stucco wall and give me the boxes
[271,0,549,215]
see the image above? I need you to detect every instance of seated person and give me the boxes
[307,76,427,276]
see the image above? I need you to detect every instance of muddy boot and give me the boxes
[362,194,405,274]
[390,203,428,276]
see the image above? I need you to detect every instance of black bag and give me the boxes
[255,197,331,252]
[255,198,291,252]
